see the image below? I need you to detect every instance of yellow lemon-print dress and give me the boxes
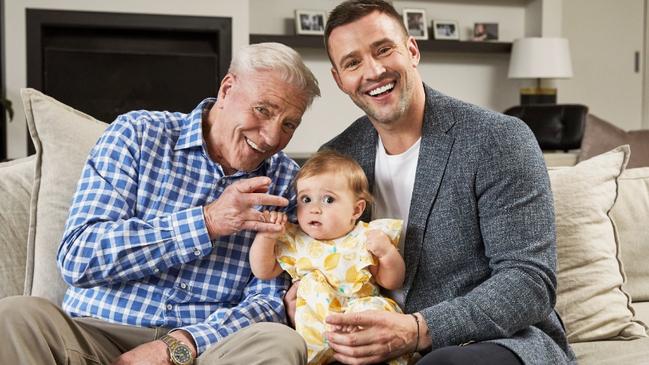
[276,219,408,365]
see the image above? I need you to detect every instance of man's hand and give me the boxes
[111,340,170,365]
[203,176,289,238]
[325,311,422,364]
[111,330,197,365]
[284,280,300,327]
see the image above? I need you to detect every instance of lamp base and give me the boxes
[520,87,557,104]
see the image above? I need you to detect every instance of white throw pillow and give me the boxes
[551,145,647,342]
[611,167,649,302]
[22,88,108,304]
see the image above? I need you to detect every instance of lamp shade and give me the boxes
[508,37,573,79]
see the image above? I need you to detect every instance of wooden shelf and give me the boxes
[418,39,511,54]
[249,34,511,54]
[250,34,325,49]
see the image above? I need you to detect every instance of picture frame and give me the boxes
[402,9,428,40]
[473,23,499,41]
[295,10,326,35]
[433,20,460,40]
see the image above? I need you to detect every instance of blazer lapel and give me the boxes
[352,124,378,223]
[403,86,456,299]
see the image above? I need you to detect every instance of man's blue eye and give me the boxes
[255,106,270,116]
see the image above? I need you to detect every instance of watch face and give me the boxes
[172,344,193,365]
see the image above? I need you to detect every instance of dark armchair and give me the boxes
[503,104,588,151]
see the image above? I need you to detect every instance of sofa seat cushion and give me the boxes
[635,301,649,323]
[571,302,649,365]
[0,156,35,298]
[571,336,649,365]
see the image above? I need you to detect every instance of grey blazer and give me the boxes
[322,85,576,364]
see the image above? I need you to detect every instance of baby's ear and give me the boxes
[352,199,366,221]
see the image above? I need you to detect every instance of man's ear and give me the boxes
[352,199,366,221]
[331,67,344,91]
[217,73,236,100]
[406,36,421,67]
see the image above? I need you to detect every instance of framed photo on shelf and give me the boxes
[433,20,460,40]
[473,23,499,41]
[402,9,428,40]
[295,10,326,35]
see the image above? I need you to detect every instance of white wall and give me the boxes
[645,0,649,129]
[3,0,249,159]
[251,0,528,155]
[11,0,643,157]
[559,0,646,131]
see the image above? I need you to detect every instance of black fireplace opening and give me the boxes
[26,9,232,155]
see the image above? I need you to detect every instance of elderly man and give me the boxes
[0,42,319,365]
[283,1,576,364]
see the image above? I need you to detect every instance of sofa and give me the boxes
[1,89,648,364]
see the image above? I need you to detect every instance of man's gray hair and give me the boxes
[229,42,321,107]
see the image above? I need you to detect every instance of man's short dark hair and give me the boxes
[324,0,408,61]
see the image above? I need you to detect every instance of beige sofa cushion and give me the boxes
[0,156,35,298]
[571,302,649,365]
[550,145,647,342]
[22,88,108,304]
[611,167,649,302]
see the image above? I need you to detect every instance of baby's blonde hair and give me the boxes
[295,149,373,204]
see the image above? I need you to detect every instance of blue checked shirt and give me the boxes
[58,98,298,355]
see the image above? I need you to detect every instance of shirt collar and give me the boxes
[174,98,216,151]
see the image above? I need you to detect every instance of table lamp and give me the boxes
[508,37,573,104]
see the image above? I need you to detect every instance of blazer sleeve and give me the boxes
[421,118,558,348]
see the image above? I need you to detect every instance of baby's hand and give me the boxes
[365,230,393,259]
[258,211,287,238]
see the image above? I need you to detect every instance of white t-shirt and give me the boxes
[372,136,420,308]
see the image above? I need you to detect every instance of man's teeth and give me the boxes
[245,138,266,153]
[368,83,394,96]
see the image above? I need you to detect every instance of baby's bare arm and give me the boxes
[366,230,406,290]
[249,211,287,280]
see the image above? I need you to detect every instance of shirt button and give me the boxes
[180,283,188,289]
[166,304,173,310]
[153,268,160,273]
[193,249,201,256]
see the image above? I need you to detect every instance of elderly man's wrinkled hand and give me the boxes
[203,176,288,238]
[110,340,171,365]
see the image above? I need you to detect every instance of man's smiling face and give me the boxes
[328,11,421,126]
[206,70,307,174]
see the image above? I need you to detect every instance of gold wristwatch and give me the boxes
[160,334,194,365]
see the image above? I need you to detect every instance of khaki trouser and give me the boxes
[0,296,307,364]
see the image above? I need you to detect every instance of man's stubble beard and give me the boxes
[355,77,414,126]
